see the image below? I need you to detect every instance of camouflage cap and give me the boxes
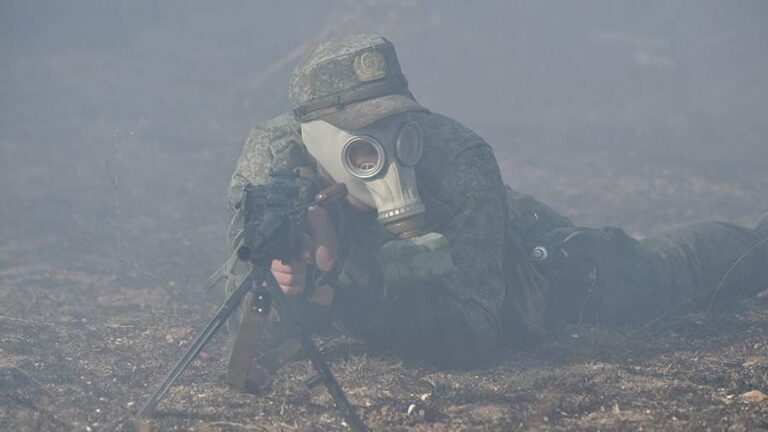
[290,35,428,129]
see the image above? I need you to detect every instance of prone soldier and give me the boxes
[216,35,768,385]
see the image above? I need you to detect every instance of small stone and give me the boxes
[740,390,766,403]
[419,392,431,401]
[407,403,417,415]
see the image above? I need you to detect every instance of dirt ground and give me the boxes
[2,2,768,430]
[2,164,767,432]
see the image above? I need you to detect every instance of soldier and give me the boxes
[219,34,767,376]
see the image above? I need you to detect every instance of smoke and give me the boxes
[1,0,766,280]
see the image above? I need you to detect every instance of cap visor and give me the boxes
[320,94,429,130]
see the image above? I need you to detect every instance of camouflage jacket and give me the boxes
[226,111,553,367]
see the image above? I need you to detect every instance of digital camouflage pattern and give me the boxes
[220,34,767,369]
[378,232,455,290]
[290,35,427,129]
[223,110,768,368]
[534,222,768,325]
[224,110,556,367]
[290,35,401,106]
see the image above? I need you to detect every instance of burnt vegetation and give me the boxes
[2,1,767,430]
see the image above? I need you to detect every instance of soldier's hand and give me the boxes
[271,205,338,296]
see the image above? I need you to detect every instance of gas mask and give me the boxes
[301,115,456,290]
[300,115,426,237]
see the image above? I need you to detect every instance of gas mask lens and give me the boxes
[342,136,385,179]
[395,121,423,166]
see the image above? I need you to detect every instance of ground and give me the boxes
[2,3,767,428]
[1,166,767,431]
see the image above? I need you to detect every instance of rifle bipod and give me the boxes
[138,265,367,431]
[138,182,366,430]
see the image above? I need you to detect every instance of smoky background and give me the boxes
[1,0,766,287]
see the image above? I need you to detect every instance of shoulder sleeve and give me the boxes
[340,143,508,368]
[437,143,507,309]
[426,143,508,365]
[226,114,311,250]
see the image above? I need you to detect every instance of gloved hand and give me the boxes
[378,232,455,290]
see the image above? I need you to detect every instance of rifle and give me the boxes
[139,172,367,431]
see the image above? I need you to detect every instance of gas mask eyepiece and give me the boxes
[340,120,423,179]
[395,121,423,166]
[342,135,386,179]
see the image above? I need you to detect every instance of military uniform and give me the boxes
[535,222,767,325]
[225,110,556,367]
[217,35,767,370]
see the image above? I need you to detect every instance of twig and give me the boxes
[105,323,135,329]
[279,422,299,431]
[77,234,178,298]
[0,315,55,327]
[105,130,135,264]
[202,421,269,431]
[9,366,55,398]
[2,300,20,315]
[3,393,74,430]
[577,265,598,325]
[706,235,768,312]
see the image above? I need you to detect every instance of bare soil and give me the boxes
[2,168,767,431]
[2,3,767,430]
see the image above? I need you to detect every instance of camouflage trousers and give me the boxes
[506,188,768,327]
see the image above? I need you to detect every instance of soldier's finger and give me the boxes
[282,284,304,296]
[300,233,314,263]
[272,270,304,292]
[271,259,305,274]
[307,205,338,272]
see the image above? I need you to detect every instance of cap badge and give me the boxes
[353,50,388,82]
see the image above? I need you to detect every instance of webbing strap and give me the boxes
[292,75,408,122]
